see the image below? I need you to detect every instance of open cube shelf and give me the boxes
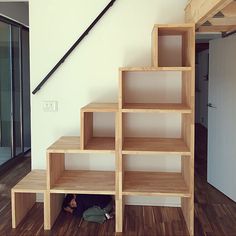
[121,112,191,155]
[119,69,192,112]
[152,24,194,68]
[80,103,118,152]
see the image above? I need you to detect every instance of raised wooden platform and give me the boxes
[11,170,47,229]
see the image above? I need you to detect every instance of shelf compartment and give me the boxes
[81,103,117,151]
[120,70,184,109]
[122,103,191,113]
[152,24,194,67]
[50,170,115,194]
[123,171,190,197]
[122,137,190,155]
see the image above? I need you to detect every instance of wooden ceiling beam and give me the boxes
[197,25,236,32]
[185,0,234,27]
[208,17,236,26]
[221,1,236,17]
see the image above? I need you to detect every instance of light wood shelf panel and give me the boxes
[120,66,192,72]
[122,103,191,113]
[12,170,46,193]
[123,171,190,197]
[154,24,194,34]
[122,137,190,155]
[85,137,115,152]
[47,136,81,153]
[50,170,115,194]
[47,136,115,153]
[81,103,118,112]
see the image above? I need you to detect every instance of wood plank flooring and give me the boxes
[1,125,236,235]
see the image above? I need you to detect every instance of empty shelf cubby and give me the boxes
[80,103,118,152]
[152,24,194,68]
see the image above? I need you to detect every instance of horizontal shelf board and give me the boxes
[85,137,115,153]
[122,137,190,155]
[153,24,194,35]
[122,103,191,113]
[47,136,81,153]
[50,170,115,194]
[81,103,118,112]
[47,136,115,154]
[123,171,190,197]
[120,66,192,72]
[12,170,46,193]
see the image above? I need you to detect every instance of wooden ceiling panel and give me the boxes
[186,0,236,33]
[221,1,236,17]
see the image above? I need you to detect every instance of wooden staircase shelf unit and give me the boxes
[11,23,195,236]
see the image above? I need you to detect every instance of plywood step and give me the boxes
[12,170,46,193]
[81,103,118,112]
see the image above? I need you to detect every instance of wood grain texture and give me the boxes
[84,137,115,152]
[197,25,236,32]
[151,26,158,66]
[123,171,190,197]
[209,16,236,26]
[81,112,93,149]
[155,24,194,67]
[81,103,118,112]
[47,153,65,189]
[120,66,192,72]
[221,1,236,17]
[47,193,64,230]
[50,170,115,194]
[47,136,81,153]
[47,136,116,153]
[185,0,233,27]
[12,170,46,193]
[3,138,236,235]
[11,192,35,228]
[122,103,191,113]
[122,137,190,155]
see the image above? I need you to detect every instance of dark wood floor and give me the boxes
[1,125,236,235]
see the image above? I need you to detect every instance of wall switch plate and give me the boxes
[43,101,58,112]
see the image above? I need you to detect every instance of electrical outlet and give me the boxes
[43,101,58,112]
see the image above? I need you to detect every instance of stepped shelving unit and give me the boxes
[11,23,195,235]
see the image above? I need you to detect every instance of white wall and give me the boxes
[208,35,236,202]
[30,0,187,206]
[0,2,28,26]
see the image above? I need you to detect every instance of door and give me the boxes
[208,35,236,201]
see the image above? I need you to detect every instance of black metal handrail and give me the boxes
[32,0,117,94]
